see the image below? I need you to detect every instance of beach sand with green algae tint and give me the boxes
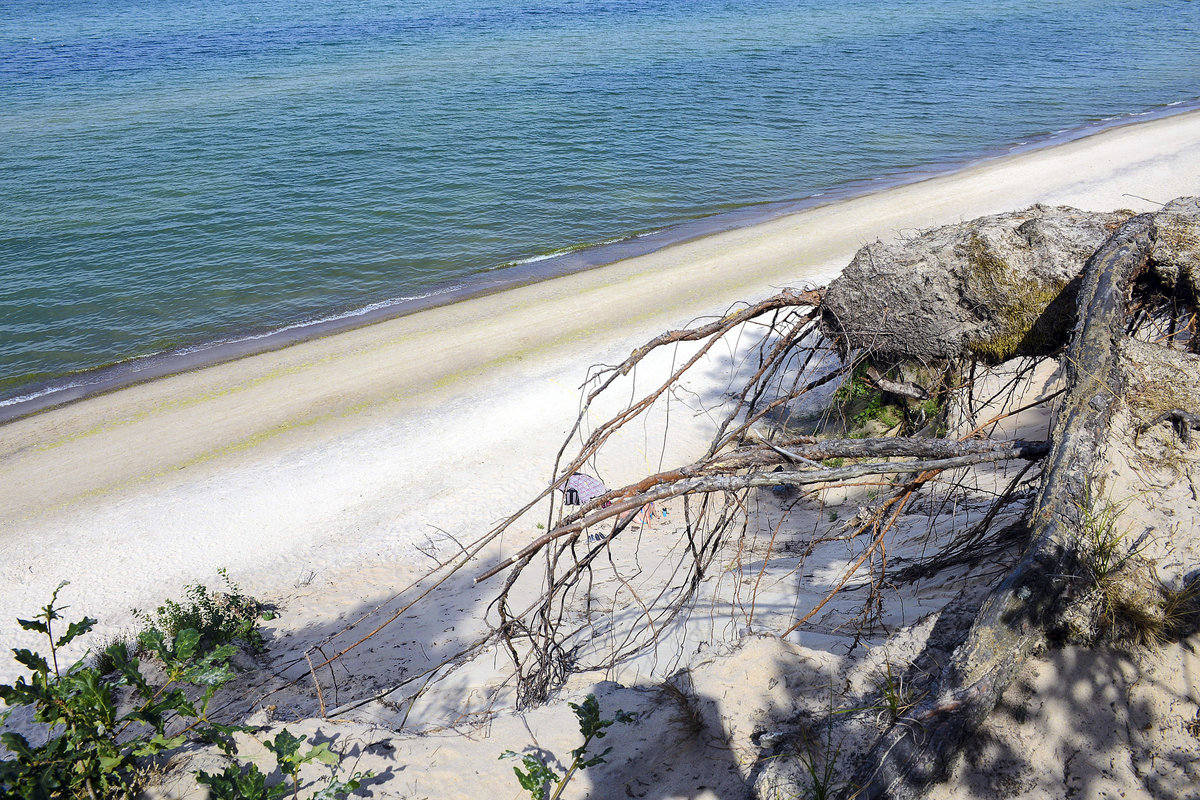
[2,0,1198,415]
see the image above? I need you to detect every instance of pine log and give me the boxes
[849,213,1156,799]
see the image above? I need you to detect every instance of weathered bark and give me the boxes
[864,365,930,400]
[714,435,1047,470]
[821,205,1134,363]
[1148,196,1200,299]
[849,213,1156,799]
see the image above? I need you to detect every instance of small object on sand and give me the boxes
[562,472,607,506]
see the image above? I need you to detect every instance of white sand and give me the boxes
[2,110,1200,798]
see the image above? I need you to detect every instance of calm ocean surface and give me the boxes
[2,0,1198,412]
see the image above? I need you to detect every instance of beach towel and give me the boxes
[561,473,606,506]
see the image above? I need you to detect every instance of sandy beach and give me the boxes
[2,110,1200,798]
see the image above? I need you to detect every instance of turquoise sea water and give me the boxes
[2,0,1198,414]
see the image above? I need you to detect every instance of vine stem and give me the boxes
[548,738,592,800]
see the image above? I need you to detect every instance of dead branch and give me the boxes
[865,365,930,400]
[224,203,1197,739]
[476,440,1047,584]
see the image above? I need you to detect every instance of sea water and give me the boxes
[2,0,1198,413]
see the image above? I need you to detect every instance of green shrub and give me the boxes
[0,582,244,798]
[831,362,873,406]
[1,582,367,800]
[852,394,902,429]
[197,729,371,800]
[133,568,266,655]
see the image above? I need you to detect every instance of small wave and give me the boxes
[0,285,469,412]
[228,285,469,344]
[0,379,97,408]
[497,239,627,268]
[499,251,571,268]
[493,229,667,270]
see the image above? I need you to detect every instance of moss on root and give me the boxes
[961,233,1075,362]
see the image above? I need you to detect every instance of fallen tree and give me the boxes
[272,200,1198,781]
[473,202,1196,709]
[849,213,1158,798]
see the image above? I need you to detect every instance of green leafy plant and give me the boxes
[501,694,635,800]
[196,729,371,800]
[916,398,942,420]
[0,582,368,800]
[831,362,873,406]
[133,568,267,655]
[0,582,245,799]
[852,394,902,429]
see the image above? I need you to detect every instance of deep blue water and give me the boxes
[2,0,1198,410]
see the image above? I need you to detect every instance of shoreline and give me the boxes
[3,99,1198,426]
[2,106,1199,679]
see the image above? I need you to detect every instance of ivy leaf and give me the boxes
[182,660,235,688]
[265,728,306,765]
[115,651,153,698]
[0,731,35,760]
[195,722,250,756]
[130,732,187,757]
[507,753,559,800]
[138,628,167,659]
[312,771,374,799]
[98,752,129,772]
[306,741,341,767]
[580,746,613,769]
[197,762,288,799]
[75,669,117,725]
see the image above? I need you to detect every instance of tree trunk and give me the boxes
[849,213,1156,799]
